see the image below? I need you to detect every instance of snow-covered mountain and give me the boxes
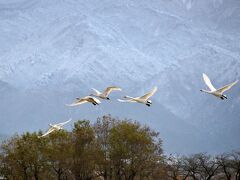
[0,0,239,154]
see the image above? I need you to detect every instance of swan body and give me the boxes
[66,96,101,106]
[90,86,122,100]
[118,86,157,106]
[200,73,238,100]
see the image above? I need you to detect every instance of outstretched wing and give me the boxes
[216,80,238,94]
[40,127,56,137]
[92,88,101,95]
[56,118,72,127]
[203,73,216,91]
[139,86,158,100]
[66,98,87,106]
[103,86,122,96]
[117,98,135,103]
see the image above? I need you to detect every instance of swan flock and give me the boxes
[39,74,238,137]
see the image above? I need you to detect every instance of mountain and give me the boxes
[0,0,239,154]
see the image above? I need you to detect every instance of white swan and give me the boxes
[90,86,122,100]
[66,96,101,106]
[118,86,158,106]
[39,119,71,137]
[200,73,238,100]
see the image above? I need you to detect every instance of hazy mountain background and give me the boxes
[0,0,239,154]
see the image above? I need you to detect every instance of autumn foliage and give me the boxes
[0,115,239,180]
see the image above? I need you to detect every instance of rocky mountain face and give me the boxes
[0,0,239,154]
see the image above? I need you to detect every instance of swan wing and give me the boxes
[140,86,158,100]
[124,95,135,99]
[56,118,72,127]
[216,80,238,94]
[203,73,216,91]
[117,98,135,103]
[103,86,122,96]
[66,98,87,106]
[40,127,56,137]
[92,88,101,95]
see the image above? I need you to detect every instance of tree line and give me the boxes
[0,115,239,180]
[166,152,240,180]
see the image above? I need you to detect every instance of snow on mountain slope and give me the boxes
[1,0,239,90]
[0,0,239,153]
[0,0,164,90]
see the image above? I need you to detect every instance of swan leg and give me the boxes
[221,95,227,100]
[146,104,151,107]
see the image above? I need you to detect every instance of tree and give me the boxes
[108,120,163,180]
[231,151,240,180]
[182,154,199,180]
[216,153,233,180]
[94,115,116,180]
[0,135,22,180]
[165,155,189,180]
[44,130,73,180]
[0,133,49,180]
[71,120,101,180]
[195,153,220,180]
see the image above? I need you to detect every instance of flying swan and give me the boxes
[39,119,71,138]
[66,96,101,106]
[90,86,122,100]
[200,73,238,100]
[118,86,158,106]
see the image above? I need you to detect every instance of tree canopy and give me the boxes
[0,115,239,180]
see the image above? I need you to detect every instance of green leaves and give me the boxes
[0,115,164,180]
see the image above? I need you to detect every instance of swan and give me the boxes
[90,86,122,100]
[66,96,101,106]
[39,119,71,137]
[118,86,158,106]
[200,73,238,100]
